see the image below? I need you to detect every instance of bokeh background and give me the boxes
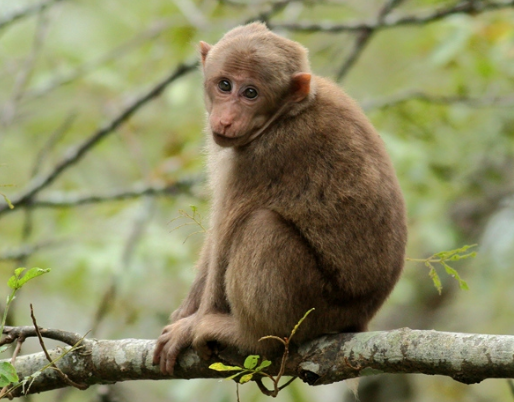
[1,0,514,401]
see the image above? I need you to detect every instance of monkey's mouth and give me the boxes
[213,132,244,147]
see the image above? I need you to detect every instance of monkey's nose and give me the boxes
[219,119,232,129]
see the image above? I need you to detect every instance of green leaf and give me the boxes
[239,373,253,384]
[0,361,19,387]
[17,267,51,288]
[209,363,242,372]
[8,268,51,290]
[1,193,13,209]
[255,360,272,372]
[225,371,245,380]
[244,355,259,370]
[428,264,442,295]
[442,262,469,291]
[0,345,8,353]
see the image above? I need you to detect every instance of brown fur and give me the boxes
[153,22,407,374]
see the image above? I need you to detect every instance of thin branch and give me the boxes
[362,92,514,111]
[1,326,84,347]
[4,179,198,211]
[90,196,156,336]
[246,0,295,24]
[0,0,66,32]
[336,0,405,81]
[2,5,52,127]
[24,20,174,101]
[31,113,77,178]
[0,62,198,217]
[30,305,88,390]
[271,0,514,33]
[0,240,61,262]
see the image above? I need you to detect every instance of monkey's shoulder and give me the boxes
[289,76,390,160]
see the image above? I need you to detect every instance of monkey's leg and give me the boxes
[225,209,324,352]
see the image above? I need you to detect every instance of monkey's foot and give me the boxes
[153,315,196,375]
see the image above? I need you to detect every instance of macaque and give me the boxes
[153,22,407,375]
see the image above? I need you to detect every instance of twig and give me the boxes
[24,20,174,101]
[362,92,514,111]
[272,0,514,33]
[0,62,198,217]
[2,179,198,211]
[90,196,156,336]
[0,0,66,32]
[246,0,295,24]
[336,0,405,81]
[2,4,52,127]
[0,240,61,262]
[1,326,83,347]
[31,113,77,177]
[11,338,24,365]
[29,305,88,390]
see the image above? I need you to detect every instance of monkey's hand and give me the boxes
[153,314,196,375]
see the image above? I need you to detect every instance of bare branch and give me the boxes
[1,326,83,347]
[0,0,66,32]
[336,0,405,81]
[29,305,89,390]
[271,0,514,33]
[0,62,198,217]
[24,20,174,101]
[362,92,514,111]
[1,5,52,126]
[1,328,514,398]
[0,241,61,262]
[3,179,198,211]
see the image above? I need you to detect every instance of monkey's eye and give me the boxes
[242,87,258,99]
[218,80,232,92]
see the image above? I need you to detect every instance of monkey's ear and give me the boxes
[290,73,311,102]
[199,41,212,65]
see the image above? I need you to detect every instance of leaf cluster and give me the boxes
[408,244,476,294]
[0,268,50,389]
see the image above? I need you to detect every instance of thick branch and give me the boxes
[1,328,513,398]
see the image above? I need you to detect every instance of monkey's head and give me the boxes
[200,22,315,148]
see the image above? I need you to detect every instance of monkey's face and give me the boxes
[199,33,312,148]
[203,70,277,148]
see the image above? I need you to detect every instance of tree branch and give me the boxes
[271,0,514,33]
[0,0,67,32]
[362,92,514,111]
[336,0,405,81]
[1,328,513,398]
[0,62,198,218]
[3,178,198,211]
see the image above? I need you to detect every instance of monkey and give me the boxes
[153,22,407,375]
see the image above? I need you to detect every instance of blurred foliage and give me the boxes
[0,0,514,401]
